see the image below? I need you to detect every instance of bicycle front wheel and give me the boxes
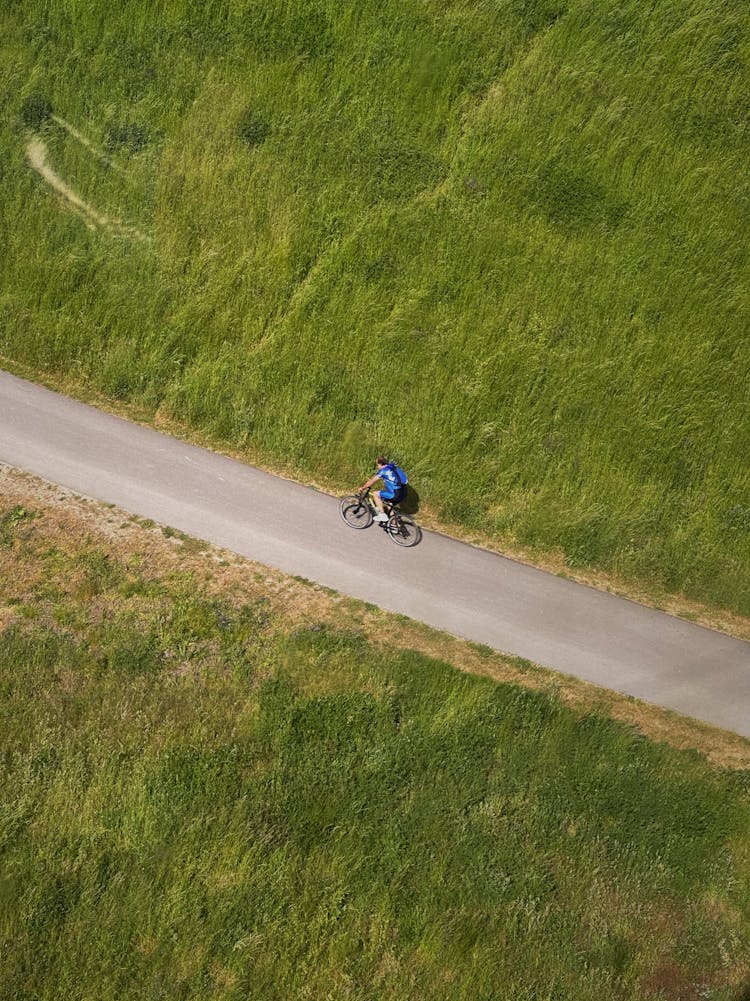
[387,513,421,547]
[339,495,373,530]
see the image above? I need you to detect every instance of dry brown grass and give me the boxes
[2,462,749,770]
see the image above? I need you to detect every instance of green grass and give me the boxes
[1,1,749,612]
[1,502,750,998]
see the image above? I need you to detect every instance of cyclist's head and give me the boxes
[375,455,388,468]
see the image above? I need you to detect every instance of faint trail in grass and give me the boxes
[51,115,125,174]
[25,136,150,243]
[26,137,103,230]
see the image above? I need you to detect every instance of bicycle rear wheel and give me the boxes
[387,513,421,547]
[339,495,373,530]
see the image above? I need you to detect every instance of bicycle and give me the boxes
[339,489,421,548]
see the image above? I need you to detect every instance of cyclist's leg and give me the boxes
[387,486,406,511]
[374,490,391,521]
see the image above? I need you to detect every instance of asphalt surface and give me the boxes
[1,369,748,736]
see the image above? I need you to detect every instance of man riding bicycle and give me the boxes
[358,456,408,523]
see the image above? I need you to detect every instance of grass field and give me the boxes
[1,0,749,612]
[2,491,750,1000]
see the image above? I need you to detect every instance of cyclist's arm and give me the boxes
[358,474,382,493]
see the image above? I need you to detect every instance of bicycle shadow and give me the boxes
[399,485,421,516]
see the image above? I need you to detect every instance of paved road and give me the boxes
[1,369,748,736]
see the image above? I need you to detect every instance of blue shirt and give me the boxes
[378,464,406,496]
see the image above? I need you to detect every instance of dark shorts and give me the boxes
[380,486,406,506]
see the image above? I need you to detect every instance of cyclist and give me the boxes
[358,456,408,523]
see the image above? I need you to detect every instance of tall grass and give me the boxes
[1,0,748,610]
[1,505,749,999]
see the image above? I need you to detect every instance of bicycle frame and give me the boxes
[359,488,397,518]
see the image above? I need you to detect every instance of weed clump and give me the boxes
[20,92,52,129]
[105,122,149,153]
[0,505,33,545]
[532,158,628,229]
[237,109,271,149]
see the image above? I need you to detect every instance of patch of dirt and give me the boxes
[2,463,749,769]
[640,962,750,1001]
[641,964,705,1001]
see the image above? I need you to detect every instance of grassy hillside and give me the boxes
[2,491,750,1000]
[1,0,749,612]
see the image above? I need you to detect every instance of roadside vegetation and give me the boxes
[2,483,750,1000]
[1,1,749,615]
